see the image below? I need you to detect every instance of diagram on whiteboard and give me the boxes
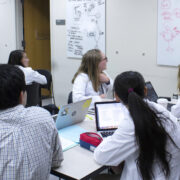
[67,0,105,58]
[157,0,180,66]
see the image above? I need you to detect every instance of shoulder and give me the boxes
[22,106,54,125]
[74,73,89,81]
[18,66,33,72]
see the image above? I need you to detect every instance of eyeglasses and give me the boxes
[102,57,108,61]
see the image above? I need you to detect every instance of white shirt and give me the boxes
[171,98,180,118]
[94,101,180,180]
[72,72,113,109]
[18,66,47,85]
[0,105,63,180]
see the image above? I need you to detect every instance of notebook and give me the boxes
[56,98,92,130]
[95,101,125,137]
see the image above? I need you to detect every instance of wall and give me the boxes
[50,0,178,106]
[0,0,16,63]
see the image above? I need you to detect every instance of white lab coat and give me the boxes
[171,98,180,118]
[94,100,180,180]
[72,72,113,109]
[18,66,47,85]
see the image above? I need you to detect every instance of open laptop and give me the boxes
[145,81,159,102]
[95,101,125,137]
[56,98,92,130]
[145,81,173,111]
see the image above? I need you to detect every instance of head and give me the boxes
[0,64,26,110]
[72,49,107,91]
[8,50,29,67]
[114,71,172,180]
[114,71,146,104]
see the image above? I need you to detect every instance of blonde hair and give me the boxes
[178,65,180,92]
[72,49,102,92]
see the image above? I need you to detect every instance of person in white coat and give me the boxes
[8,50,47,85]
[171,65,180,118]
[94,71,180,180]
[72,49,113,109]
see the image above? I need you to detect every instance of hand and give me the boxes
[100,94,106,98]
[99,73,110,83]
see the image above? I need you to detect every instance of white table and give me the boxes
[51,115,107,180]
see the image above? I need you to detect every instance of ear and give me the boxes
[19,91,27,106]
[114,92,121,102]
[144,86,147,96]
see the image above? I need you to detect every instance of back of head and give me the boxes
[8,50,25,66]
[72,49,102,91]
[114,71,171,180]
[0,64,26,110]
[114,71,145,104]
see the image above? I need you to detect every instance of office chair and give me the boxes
[36,69,58,114]
[67,91,73,104]
[36,69,56,106]
[26,82,40,107]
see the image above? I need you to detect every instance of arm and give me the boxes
[171,99,180,118]
[29,68,47,85]
[94,118,137,166]
[72,73,102,104]
[51,129,64,168]
[101,71,114,97]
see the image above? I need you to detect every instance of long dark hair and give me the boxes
[8,50,25,67]
[114,71,173,180]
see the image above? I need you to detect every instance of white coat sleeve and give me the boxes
[28,68,47,85]
[171,99,180,118]
[102,71,114,95]
[94,118,137,166]
[72,74,102,104]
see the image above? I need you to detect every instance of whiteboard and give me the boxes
[66,0,105,58]
[157,0,180,66]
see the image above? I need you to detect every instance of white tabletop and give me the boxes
[51,115,106,179]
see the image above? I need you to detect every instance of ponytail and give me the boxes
[128,92,170,180]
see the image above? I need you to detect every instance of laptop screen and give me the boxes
[145,81,158,102]
[95,101,125,131]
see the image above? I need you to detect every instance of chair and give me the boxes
[67,91,73,104]
[26,82,40,107]
[36,69,56,106]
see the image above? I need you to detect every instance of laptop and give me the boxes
[145,81,159,102]
[56,98,92,130]
[145,81,173,111]
[95,101,125,137]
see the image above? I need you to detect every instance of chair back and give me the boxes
[68,91,73,104]
[26,82,40,107]
[36,69,52,90]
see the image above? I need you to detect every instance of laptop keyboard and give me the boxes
[101,131,114,137]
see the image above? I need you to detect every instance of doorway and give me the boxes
[23,0,51,71]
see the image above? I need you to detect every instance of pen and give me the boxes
[86,114,94,120]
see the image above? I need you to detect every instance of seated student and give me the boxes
[0,64,63,180]
[94,71,180,180]
[72,49,113,108]
[8,50,47,85]
[171,65,180,118]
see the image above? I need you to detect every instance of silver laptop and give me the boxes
[56,98,92,130]
[95,101,125,137]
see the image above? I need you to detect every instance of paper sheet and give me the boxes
[58,125,86,143]
[59,135,77,152]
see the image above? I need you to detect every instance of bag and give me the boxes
[43,104,59,115]
[80,132,103,152]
